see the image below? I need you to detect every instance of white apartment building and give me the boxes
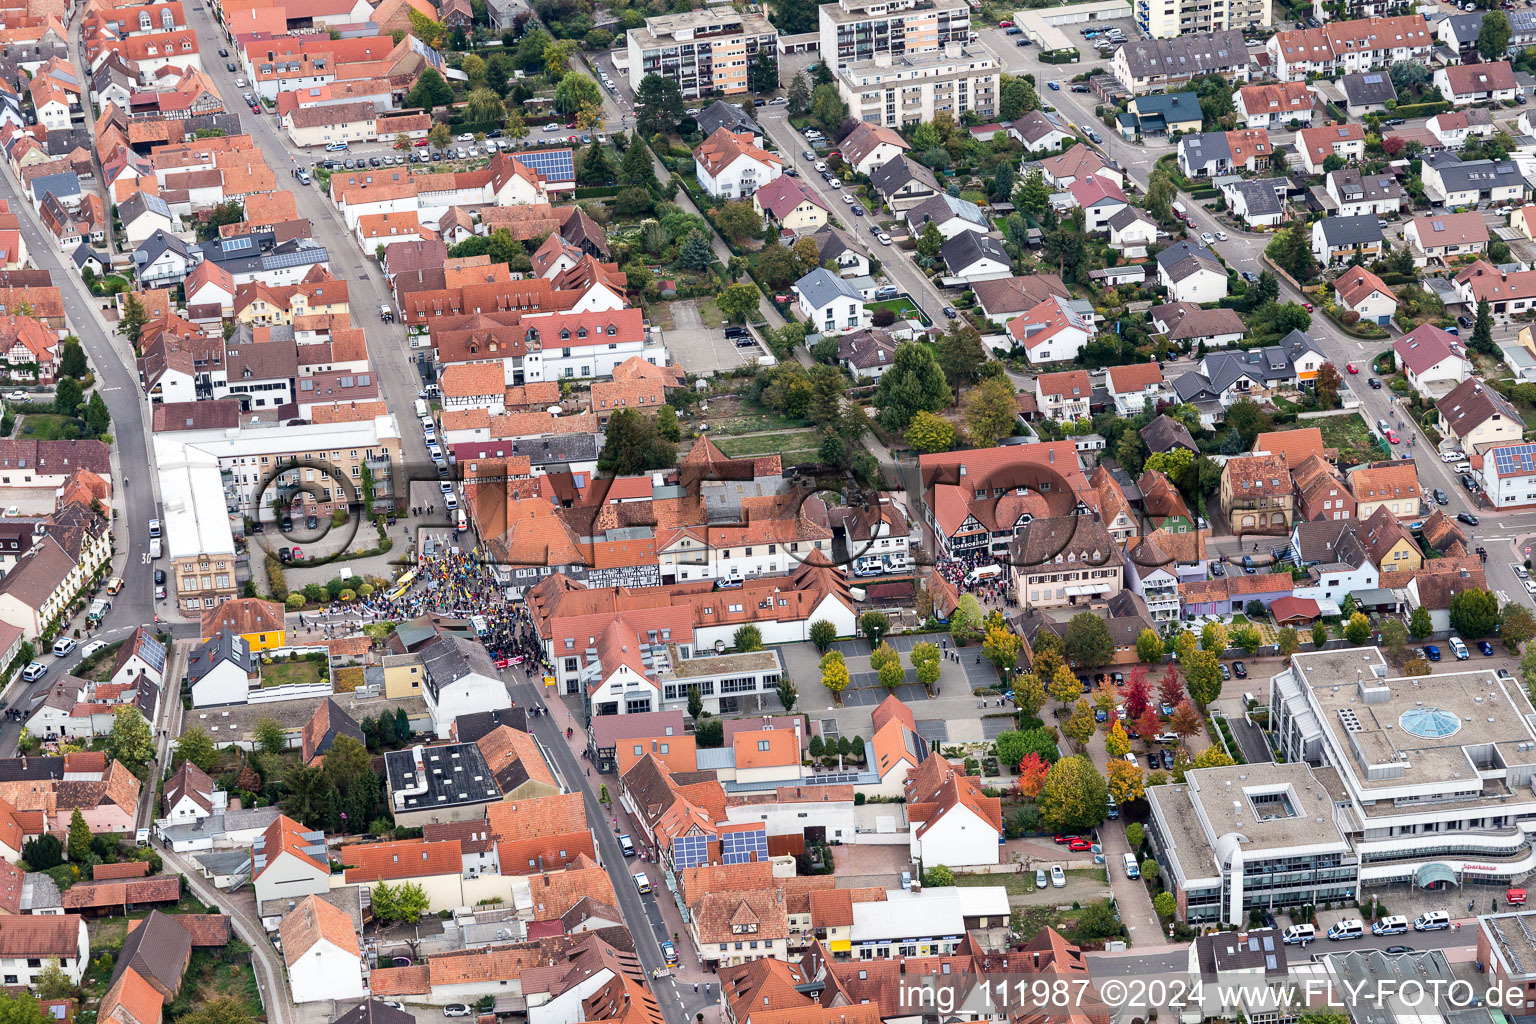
[819,0,971,70]
[836,43,999,127]
[1137,0,1270,39]
[1270,647,1536,890]
[626,10,778,99]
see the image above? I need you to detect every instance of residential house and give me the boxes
[970,274,1070,327]
[903,754,1002,868]
[1220,454,1293,534]
[1349,460,1423,520]
[840,122,909,176]
[163,760,223,824]
[1326,168,1405,218]
[1011,111,1072,154]
[1005,295,1095,364]
[419,632,510,739]
[1394,324,1471,397]
[1120,91,1204,139]
[1069,175,1130,233]
[1427,109,1496,149]
[1155,240,1227,304]
[1420,152,1527,207]
[1265,16,1434,82]
[903,194,988,241]
[1039,144,1124,190]
[751,176,829,235]
[1408,557,1487,633]
[0,916,88,987]
[1235,82,1314,129]
[186,631,252,707]
[131,230,195,288]
[1141,415,1198,456]
[1438,376,1525,452]
[279,895,364,1004]
[1289,520,1378,606]
[300,699,363,765]
[1111,31,1252,96]
[1332,265,1397,325]
[1106,362,1169,415]
[1177,129,1272,178]
[808,228,869,279]
[1359,505,1422,577]
[1296,123,1366,176]
[249,815,331,907]
[1292,452,1356,523]
[1435,60,1518,104]
[693,128,783,200]
[1311,215,1384,265]
[869,157,940,212]
[1008,515,1122,609]
[1477,440,1536,507]
[118,192,176,248]
[1405,211,1490,265]
[939,233,1011,283]
[1107,206,1159,255]
[1151,302,1245,350]
[1035,370,1092,422]
[793,269,869,334]
[1223,178,1288,228]
[1340,70,1397,116]
[1453,260,1536,320]
[835,328,897,381]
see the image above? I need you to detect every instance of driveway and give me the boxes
[660,300,756,373]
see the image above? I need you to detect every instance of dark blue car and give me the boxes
[1479,641,1495,656]
[1425,645,1442,661]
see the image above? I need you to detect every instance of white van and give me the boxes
[1122,853,1139,879]
[1282,924,1316,945]
[1414,911,1450,931]
[1328,920,1365,941]
[149,538,162,559]
[1449,636,1469,660]
[618,834,635,857]
[1372,915,1409,935]
[414,399,430,419]
[964,565,1003,585]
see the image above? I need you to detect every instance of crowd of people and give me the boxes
[935,553,1016,612]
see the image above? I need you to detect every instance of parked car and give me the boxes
[1433,488,1448,504]
[1425,645,1442,661]
[1068,838,1092,851]
[1479,640,1495,656]
[443,1006,472,1018]
[1233,661,1247,678]
[1050,865,1066,888]
[1053,834,1083,845]
[1219,662,1230,680]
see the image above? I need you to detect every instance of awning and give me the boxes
[1414,862,1460,889]
[1065,584,1114,596]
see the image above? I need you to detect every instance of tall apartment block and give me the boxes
[837,43,998,127]
[1137,0,1270,40]
[819,0,972,70]
[626,10,779,99]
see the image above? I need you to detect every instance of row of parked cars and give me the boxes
[1281,911,1450,946]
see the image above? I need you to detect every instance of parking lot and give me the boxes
[822,634,998,707]
[657,301,763,373]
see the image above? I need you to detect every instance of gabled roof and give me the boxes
[752,175,829,220]
[278,894,357,967]
[839,121,909,170]
[1442,59,1517,94]
[693,127,781,178]
[1394,323,1464,375]
[939,231,1008,273]
[869,156,940,199]
[794,267,861,309]
[164,760,215,816]
[1335,265,1397,309]
[1438,377,1524,437]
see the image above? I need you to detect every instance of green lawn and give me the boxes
[19,413,86,440]
[865,298,932,326]
[1313,412,1384,467]
[261,659,324,688]
[716,430,821,458]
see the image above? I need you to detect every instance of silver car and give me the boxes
[1035,868,1048,889]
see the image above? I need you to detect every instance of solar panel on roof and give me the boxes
[1364,74,1382,83]
[511,148,574,183]
[720,827,769,865]
[673,832,709,869]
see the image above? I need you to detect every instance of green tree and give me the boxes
[636,74,686,138]
[809,619,838,654]
[923,864,955,887]
[713,202,762,245]
[371,880,430,924]
[1345,612,1372,645]
[1013,671,1045,717]
[106,706,154,775]
[998,74,1040,120]
[1063,698,1097,748]
[174,726,219,773]
[809,83,846,131]
[33,964,75,1001]
[1480,9,1512,60]
[1145,170,1176,223]
[963,376,1019,448]
[1377,617,1408,661]
[874,343,949,431]
[1153,891,1176,918]
[177,997,253,1024]
[717,282,761,323]
[117,293,146,347]
[733,624,764,652]
[904,410,956,453]
[84,391,109,438]
[1277,626,1300,658]
[553,71,600,113]
[1136,629,1164,664]
[23,834,61,869]
[777,675,798,712]
[1037,755,1109,830]
[916,221,945,260]
[1471,297,1496,355]
[983,625,1022,670]
[1409,604,1433,639]
[1014,167,1050,215]
[465,87,505,124]
[654,404,681,443]
[58,340,85,380]
[911,641,941,689]
[935,322,987,396]
[872,643,904,689]
[1065,612,1113,668]
[786,73,810,114]
[620,136,659,192]
[1184,649,1222,706]
[950,593,983,642]
[1265,221,1319,282]
[596,408,675,474]
[407,68,454,112]
[687,687,703,720]
[1450,587,1500,637]
[255,715,287,755]
[677,230,713,270]
[821,650,850,698]
[860,611,891,646]
[67,808,90,863]
[1502,604,1536,650]
[1126,823,1145,848]
[53,377,81,418]
[1048,663,1082,706]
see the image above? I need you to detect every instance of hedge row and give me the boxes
[573,186,622,199]
[1391,101,1453,119]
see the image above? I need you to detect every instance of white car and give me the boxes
[1525,580,1536,597]
[1518,565,1531,580]
[543,123,560,131]
[1215,230,1229,241]
[21,662,45,682]
[1200,232,1215,243]
[1050,865,1066,888]
[1,507,15,518]
[828,177,842,188]
[842,193,854,204]
[234,77,246,87]
[1440,450,1465,463]
[769,96,788,104]
[877,232,893,245]
[3,391,25,401]
[78,640,106,659]
[457,132,473,141]
[51,638,76,657]
[814,161,828,171]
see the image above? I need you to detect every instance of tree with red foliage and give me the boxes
[1124,666,1151,721]
[1157,664,1184,711]
[1169,699,1204,747]
[1134,707,1162,740]
[1382,135,1405,157]
[1016,752,1050,799]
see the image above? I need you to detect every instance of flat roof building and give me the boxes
[1270,647,1536,891]
[383,743,501,827]
[836,43,999,128]
[626,10,778,99]
[819,0,971,70]
[1147,761,1355,926]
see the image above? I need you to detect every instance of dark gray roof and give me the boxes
[1180,132,1230,168]
[1227,178,1285,217]
[812,226,856,263]
[1438,11,1484,44]
[1141,414,1198,454]
[186,630,250,685]
[113,910,192,995]
[29,171,78,203]
[1107,205,1156,233]
[383,740,499,812]
[1172,370,1219,403]
[1013,110,1066,145]
[1194,928,1287,976]
[1116,29,1248,80]
[694,100,761,140]
[508,433,599,467]
[68,243,107,270]
[334,1002,415,1024]
[0,757,62,781]
[940,232,1009,273]
[1329,167,1404,204]
[794,266,861,309]
[1204,346,1295,391]
[119,191,172,226]
[1426,151,1525,193]
[1317,214,1384,247]
[1340,71,1397,106]
[420,632,498,700]
[1155,239,1221,282]
[133,228,191,267]
[870,156,940,199]
[837,327,898,369]
[454,707,528,743]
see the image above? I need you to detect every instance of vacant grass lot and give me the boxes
[1313,412,1385,467]
[865,298,932,326]
[261,659,324,688]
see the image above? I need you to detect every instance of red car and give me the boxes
[999,18,1013,26]
[1068,839,1093,852]
[1303,301,1314,312]
[1346,362,1358,374]
[414,138,430,146]
[1054,834,1081,845]
[1384,428,1399,444]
